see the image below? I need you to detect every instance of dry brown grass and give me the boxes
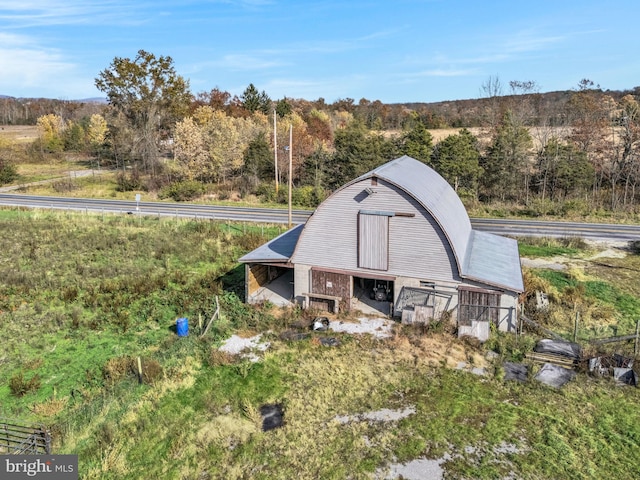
[0,125,38,143]
[31,396,68,417]
[388,331,488,369]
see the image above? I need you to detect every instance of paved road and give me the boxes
[0,193,639,241]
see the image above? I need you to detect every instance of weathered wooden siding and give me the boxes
[311,269,351,298]
[309,269,350,311]
[458,286,501,325]
[290,179,460,282]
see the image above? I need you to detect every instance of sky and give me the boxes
[1,0,639,104]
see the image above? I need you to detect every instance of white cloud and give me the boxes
[0,1,145,27]
[0,33,93,97]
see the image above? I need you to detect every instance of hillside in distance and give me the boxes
[2,85,639,128]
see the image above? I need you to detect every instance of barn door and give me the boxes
[458,287,501,326]
[310,270,350,311]
[358,213,389,271]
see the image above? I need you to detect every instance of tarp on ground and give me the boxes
[613,368,638,386]
[503,362,528,382]
[534,339,581,360]
[535,363,576,388]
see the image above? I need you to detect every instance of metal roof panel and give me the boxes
[238,223,304,263]
[463,230,524,292]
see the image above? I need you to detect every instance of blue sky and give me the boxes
[1,0,638,103]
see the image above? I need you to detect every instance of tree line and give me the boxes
[2,50,639,213]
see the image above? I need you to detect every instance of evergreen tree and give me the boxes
[243,132,273,181]
[396,114,433,164]
[329,119,398,187]
[480,111,533,201]
[431,128,482,195]
[241,84,271,114]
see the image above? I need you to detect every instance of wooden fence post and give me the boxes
[137,357,143,384]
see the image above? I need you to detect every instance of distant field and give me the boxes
[0,125,39,143]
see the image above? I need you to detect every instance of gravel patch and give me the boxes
[218,334,270,362]
[329,317,394,338]
[335,406,416,424]
[381,457,448,480]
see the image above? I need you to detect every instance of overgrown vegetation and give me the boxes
[519,236,640,343]
[1,211,640,478]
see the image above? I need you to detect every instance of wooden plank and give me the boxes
[302,292,342,302]
[302,292,341,314]
[525,352,577,367]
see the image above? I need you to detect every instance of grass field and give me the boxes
[1,209,640,479]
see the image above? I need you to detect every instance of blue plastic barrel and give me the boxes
[176,317,188,337]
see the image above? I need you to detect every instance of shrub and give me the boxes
[255,182,287,204]
[159,180,205,201]
[207,349,234,367]
[9,372,41,396]
[139,358,163,384]
[115,169,143,192]
[102,356,163,385]
[103,356,133,385]
[0,158,18,185]
[291,186,316,207]
[52,179,79,192]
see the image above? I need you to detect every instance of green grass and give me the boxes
[533,270,640,328]
[518,236,588,258]
[2,208,640,479]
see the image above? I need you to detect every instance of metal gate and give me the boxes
[0,418,51,454]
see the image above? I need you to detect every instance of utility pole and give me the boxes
[273,110,279,193]
[288,123,292,228]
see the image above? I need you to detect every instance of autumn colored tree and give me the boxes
[36,114,65,152]
[95,50,192,175]
[174,107,270,183]
[174,116,210,181]
[87,114,108,155]
[613,94,640,207]
[565,79,611,205]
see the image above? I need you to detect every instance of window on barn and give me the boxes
[358,212,390,270]
[458,286,501,326]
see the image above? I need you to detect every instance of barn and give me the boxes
[239,155,524,333]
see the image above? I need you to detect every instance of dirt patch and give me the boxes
[521,240,629,271]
